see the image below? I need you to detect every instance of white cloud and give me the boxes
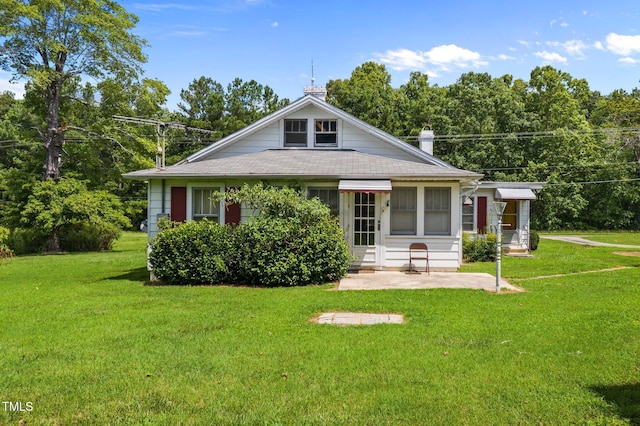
[496,54,515,61]
[375,48,427,70]
[424,44,487,69]
[169,30,208,37]
[563,40,588,56]
[605,33,640,56]
[0,78,25,99]
[618,57,638,65]
[593,41,605,51]
[374,45,487,74]
[550,18,568,28]
[545,40,588,56]
[133,3,197,12]
[270,21,279,28]
[534,51,568,64]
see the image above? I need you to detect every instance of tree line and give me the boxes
[326,62,640,230]
[0,1,639,254]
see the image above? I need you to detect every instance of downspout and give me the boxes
[161,179,166,214]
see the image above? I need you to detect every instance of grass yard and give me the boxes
[1,233,639,425]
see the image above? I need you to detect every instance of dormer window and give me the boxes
[284,119,307,147]
[315,120,337,146]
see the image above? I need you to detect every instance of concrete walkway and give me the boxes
[540,235,640,249]
[317,312,404,325]
[338,271,519,292]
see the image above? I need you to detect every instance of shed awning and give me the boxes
[495,188,537,200]
[338,180,392,193]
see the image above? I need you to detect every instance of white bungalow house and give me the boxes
[124,89,542,270]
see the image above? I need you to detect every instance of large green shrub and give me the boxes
[149,220,233,285]
[18,178,130,252]
[7,228,44,255]
[463,232,498,262]
[149,184,352,286]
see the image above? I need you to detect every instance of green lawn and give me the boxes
[1,233,639,425]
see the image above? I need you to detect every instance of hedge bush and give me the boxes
[149,184,352,286]
[529,230,540,251]
[60,222,123,252]
[462,232,498,262]
[149,220,233,285]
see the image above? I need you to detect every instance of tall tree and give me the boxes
[327,61,402,134]
[0,0,148,180]
[177,76,226,133]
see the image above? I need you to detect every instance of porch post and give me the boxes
[493,201,507,293]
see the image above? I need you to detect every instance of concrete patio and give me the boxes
[338,271,520,292]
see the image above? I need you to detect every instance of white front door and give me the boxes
[349,192,381,268]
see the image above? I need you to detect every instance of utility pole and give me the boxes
[113,116,218,170]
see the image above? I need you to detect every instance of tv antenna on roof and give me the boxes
[304,59,327,100]
[113,116,218,170]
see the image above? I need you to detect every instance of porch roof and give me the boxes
[123,149,482,182]
[495,188,537,200]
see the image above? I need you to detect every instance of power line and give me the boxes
[399,127,640,143]
[546,178,640,186]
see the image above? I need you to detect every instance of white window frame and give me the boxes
[314,119,338,147]
[462,197,475,232]
[390,187,417,235]
[424,187,451,236]
[284,119,308,147]
[187,183,225,224]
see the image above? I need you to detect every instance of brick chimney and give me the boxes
[418,128,434,155]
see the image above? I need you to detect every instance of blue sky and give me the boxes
[2,0,640,111]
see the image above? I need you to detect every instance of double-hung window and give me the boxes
[308,188,339,216]
[314,120,337,146]
[284,119,307,147]
[390,187,417,235]
[193,188,220,222]
[424,187,451,235]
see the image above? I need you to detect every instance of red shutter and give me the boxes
[170,186,187,222]
[477,196,487,234]
[225,202,241,225]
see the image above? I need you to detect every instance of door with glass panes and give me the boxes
[349,192,381,268]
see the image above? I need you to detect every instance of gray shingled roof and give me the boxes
[123,149,482,181]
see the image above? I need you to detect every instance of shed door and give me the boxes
[477,196,487,233]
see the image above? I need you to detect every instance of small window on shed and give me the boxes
[193,188,220,222]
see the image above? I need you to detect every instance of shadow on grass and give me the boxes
[109,267,150,284]
[591,383,640,425]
